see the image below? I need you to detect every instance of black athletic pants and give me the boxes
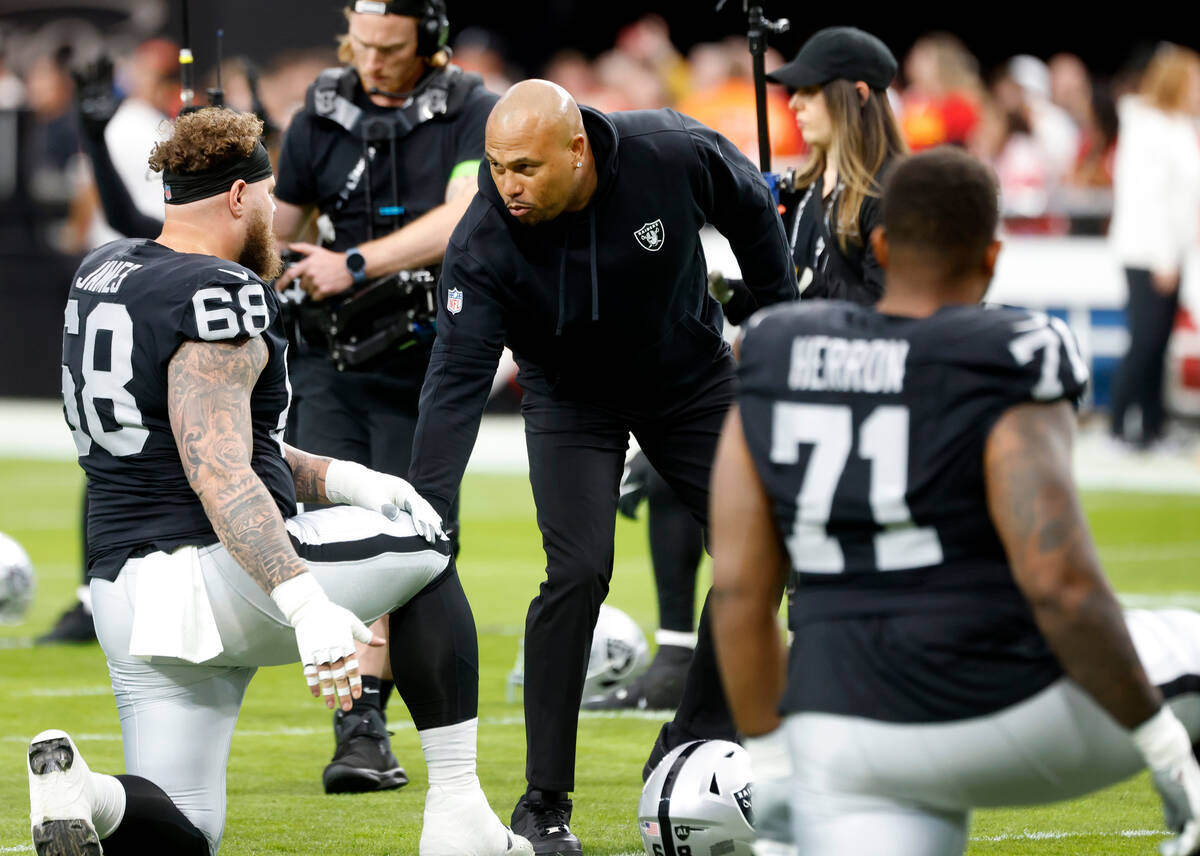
[646,468,703,634]
[520,358,737,792]
[1111,267,1180,447]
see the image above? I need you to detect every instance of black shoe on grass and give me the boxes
[510,789,582,856]
[36,602,96,645]
[322,707,408,794]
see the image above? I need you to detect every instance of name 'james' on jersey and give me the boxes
[62,239,296,581]
[738,300,1089,723]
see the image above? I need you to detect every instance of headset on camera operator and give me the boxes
[271,0,498,797]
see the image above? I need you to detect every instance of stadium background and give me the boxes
[3,2,1200,853]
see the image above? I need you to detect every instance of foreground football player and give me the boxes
[32,108,529,856]
[710,147,1200,856]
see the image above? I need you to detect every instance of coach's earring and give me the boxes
[575,162,582,168]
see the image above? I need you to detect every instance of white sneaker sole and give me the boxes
[28,730,101,856]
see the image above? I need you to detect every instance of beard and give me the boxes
[238,207,282,281]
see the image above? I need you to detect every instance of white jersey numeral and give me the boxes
[192,282,270,341]
[1008,313,1089,401]
[771,402,943,574]
[63,299,149,458]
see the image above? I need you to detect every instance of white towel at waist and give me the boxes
[127,546,224,663]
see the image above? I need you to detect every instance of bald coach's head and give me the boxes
[484,79,597,225]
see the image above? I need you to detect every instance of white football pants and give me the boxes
[784,608,1200,856]
[90,506,450,855]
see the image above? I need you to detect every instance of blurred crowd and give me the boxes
[1,13,1196,258]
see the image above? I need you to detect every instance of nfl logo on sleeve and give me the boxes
[447,288,463,314]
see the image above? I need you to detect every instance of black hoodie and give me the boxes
[409,106,797,516]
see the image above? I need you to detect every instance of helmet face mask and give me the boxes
[639,740,755,856]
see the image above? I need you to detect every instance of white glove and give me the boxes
[270,573,374,710]
[746,728,796,852]
[325,459,445,543]
[708,271,733,305]
[1133,706,1200,856]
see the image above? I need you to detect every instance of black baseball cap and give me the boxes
[766,26,897,91]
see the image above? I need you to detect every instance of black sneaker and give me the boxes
[35,602,96,645]
[322,707,408,794]
[581,644,692,711]
[510,789,582,856]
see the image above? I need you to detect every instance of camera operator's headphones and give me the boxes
[347,0,449,58]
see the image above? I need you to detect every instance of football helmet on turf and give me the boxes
[0,532,34,624]
[638,740,754,856]
[506,604,648,706]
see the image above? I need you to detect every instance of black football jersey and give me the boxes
[738,300,1090,722]
[62,239,297,581]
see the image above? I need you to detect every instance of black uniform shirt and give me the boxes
[62,239,296,581]
[784,162,891,306]
[408,107,799,517]
[738,300,1090,722]
[275,66,497,251]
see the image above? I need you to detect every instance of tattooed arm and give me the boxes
[985,401,1161,728]
[167,337,308,594]
[283,444,331,505]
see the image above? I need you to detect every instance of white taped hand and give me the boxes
[1133,707,1200,856]
[325,459,445,543]
[270,574,373,710]
[746,728,794,851]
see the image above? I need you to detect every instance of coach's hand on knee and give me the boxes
[269,573,386,710]
[324,459,446,544]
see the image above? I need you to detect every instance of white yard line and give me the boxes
[971,829,1163,841]
[31,686,111,697]
[1,709,668,745]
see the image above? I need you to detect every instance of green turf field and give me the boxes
[2,457,1198,854]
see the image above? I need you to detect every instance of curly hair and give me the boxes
[148,108,264,175]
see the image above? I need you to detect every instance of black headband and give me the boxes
[163,141,273,205]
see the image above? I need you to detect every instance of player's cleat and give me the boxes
[581,644,692,711]
[419,782,533,856]
[322,707,409,794]
[510,789,582,856]
[36,602,97,645]
[28,730,102,856]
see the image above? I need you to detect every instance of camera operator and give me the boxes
[770,27,907,304]
[711,27,907,313]
[271,0,497,795]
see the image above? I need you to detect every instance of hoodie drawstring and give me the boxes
[589,208,599,321]
[556,233,568,336]
[554,212,601,336]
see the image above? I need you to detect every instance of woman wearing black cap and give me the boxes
[768,26,908,305]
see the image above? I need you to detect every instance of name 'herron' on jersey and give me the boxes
[787,335,909,393]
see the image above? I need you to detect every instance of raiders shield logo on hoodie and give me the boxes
[634,219,665,252]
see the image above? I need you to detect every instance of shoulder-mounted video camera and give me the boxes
[277,250,438,372]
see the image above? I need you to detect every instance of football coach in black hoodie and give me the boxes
[407,80,797,854]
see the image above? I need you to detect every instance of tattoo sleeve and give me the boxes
[985,401,1161,728]
[283,443,332,504]
[168,338,309,594]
